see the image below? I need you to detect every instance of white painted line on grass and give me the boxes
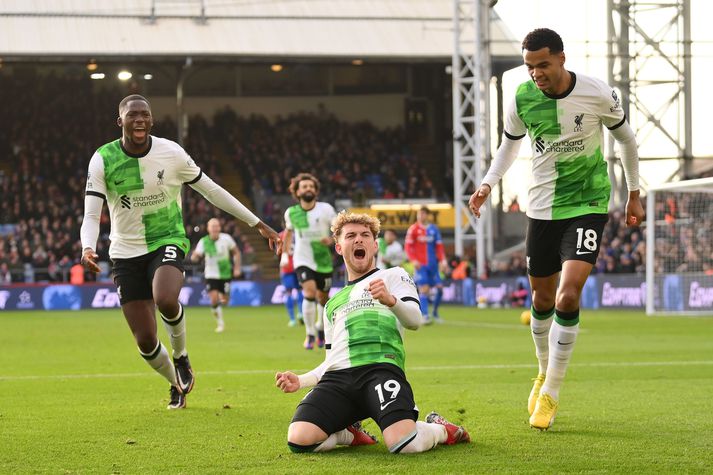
[442,320,589,333]
[1,360,711,382]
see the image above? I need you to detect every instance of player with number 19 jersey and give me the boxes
[85,136,201,259]
[322,267,419,373]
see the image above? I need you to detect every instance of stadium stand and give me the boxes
[3,73,701,284]
[0,73,433,282]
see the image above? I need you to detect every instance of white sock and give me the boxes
[541,320,580,400]
[161,303,187,359]
[530,308,554,375]
[391,421,446,454]
[302,298,317,337]
[315,303,325,331]
[140,341,178,386]
[313,429,353,452]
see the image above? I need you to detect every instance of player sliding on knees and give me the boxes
[468,28,644,430]
[275,211,470,453]
[80,94,281,410]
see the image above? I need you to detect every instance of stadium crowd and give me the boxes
[0,73,433,283]
[1,72,709,284]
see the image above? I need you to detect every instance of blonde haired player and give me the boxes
[275,211,469,453]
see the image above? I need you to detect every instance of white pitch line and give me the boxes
[442,320,530,330]
[1,360,711,382]
[442,320,589,333]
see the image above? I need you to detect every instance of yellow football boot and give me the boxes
[529,392,558,430]
[528,374,546,416]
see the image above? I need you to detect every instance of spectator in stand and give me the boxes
[0,262,11,284]
[70,261,85,285]
[449,255,475,306]
[510,282,529,307]
[508,197,521,212]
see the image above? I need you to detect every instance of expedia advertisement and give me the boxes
[0,281,279,311]
[2,274,712,311]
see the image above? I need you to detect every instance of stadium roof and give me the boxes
[0,0,521,67]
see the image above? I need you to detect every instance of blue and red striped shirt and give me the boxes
[405,222,445,267]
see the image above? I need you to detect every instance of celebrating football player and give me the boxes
[80,95,281,409]
[275,211,470,453]
[468,28,643,430]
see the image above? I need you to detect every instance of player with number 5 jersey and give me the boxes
[79,95,282,410]
[468,29,644,430]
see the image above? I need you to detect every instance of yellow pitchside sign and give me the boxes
[348,204,462,231]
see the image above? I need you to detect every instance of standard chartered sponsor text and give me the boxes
[336,299,376,319]
[545,139,585,153]
[132,192,166,207]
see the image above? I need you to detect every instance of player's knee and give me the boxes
[135,334,158,354]
[287,429,323,449]
[155,296,179,317]
[556,287,580,311]
[532,291,555,311]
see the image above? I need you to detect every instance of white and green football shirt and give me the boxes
[322,267,420,373]
[284,202,337,273]
[506,72,625,220]
[85,136,201,259]
[195,233,237,280]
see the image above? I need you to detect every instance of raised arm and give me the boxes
[189,173,282,254]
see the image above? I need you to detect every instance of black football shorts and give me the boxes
[291,363,418,435]
[295,266,333,292]
[112,244,186,304]
[205,278,231,295]
[526,213,608,277]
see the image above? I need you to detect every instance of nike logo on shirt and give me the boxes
[576,249,593,255]
[380,400,397,411]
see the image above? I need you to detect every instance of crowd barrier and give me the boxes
[1,273,712,311]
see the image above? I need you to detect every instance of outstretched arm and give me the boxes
[189,174,282,253]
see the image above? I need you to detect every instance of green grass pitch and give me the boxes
[1,306,712,473]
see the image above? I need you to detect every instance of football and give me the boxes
[520,310,531,325]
